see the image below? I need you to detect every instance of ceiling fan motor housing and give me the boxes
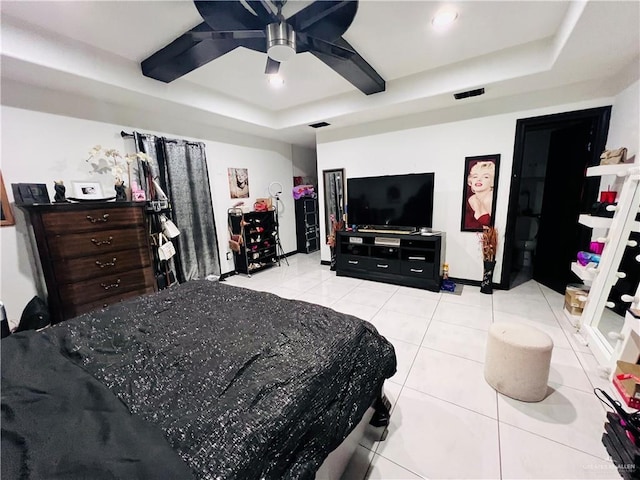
[266,22,296,62]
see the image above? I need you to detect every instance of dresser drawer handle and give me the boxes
[410,268,424,273]
[86,214,109,223]
[100,279,121,290]
[96,257,117,268]
[377,264,389,269]
[91,236,113,246]
[348,260,359,264]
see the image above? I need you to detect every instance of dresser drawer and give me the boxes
[59,269,154,306]
[53,247,152,283]
[41,207,144,234]
[48,228,149,259]
[66,286,156,319]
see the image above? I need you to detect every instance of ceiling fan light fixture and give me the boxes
[266,22,297,62]
[431,9,458,30]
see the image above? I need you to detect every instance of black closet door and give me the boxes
[533,122,593,293]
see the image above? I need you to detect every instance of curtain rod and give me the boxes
[121,130,201,147]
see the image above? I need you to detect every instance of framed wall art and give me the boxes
[1,171,15,226]
[228,168,249,199]
[460,154,500,232]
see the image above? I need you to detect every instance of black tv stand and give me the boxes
[335,230,446,291]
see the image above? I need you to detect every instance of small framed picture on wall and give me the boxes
[228,168,249,199]
[460,154,500,232]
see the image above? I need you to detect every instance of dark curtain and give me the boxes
[133,132,220,282]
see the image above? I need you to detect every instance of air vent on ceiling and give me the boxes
[453,88,485,100]
[309,122,331,128]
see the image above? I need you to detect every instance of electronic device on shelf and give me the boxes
[374,237,401,247]
[347,173,435,231]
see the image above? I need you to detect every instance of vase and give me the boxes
[480,260,495,294]
[329,246,337,271]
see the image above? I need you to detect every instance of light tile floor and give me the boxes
[223,253,622,480]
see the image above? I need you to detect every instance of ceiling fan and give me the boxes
[141,0,385,95]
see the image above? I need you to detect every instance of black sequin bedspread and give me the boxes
[4,280,396,479]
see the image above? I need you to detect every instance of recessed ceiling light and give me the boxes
[267,74,284,87]
[432,9,458,30]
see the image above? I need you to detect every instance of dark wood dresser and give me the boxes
[22,202,156,323]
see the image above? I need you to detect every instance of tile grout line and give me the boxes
[491,292,504,480]
[498,419,613,462]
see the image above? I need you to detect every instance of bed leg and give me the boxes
[369,393,391,428]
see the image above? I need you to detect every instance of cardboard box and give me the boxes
[564,300,583,316]
[564,285,589,315]
[613,361,640,409]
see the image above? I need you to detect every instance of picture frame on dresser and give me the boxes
[71,181,104,201]
[0,171,15,226]
[11,182,50,206]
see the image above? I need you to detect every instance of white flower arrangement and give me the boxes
[86,145,150,186]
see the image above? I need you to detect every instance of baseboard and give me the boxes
[219,271,237,281]
[448,277,480,287]
[448,277,504,290]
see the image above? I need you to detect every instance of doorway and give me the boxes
[501,107,611,293]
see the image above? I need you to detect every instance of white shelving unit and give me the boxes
[586,164,637,177]
[576,163,640,371]
[578,213,640,232]
[570,261,597,285]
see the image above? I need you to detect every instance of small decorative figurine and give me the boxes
[114,177,127,202]
[53,180,68,203]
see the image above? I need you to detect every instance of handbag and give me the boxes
[228,208,245,252]
[157,233,176,261]
[228,234,243,252]
[254,199,269,212]
[600,147,627,165]
[160,214,180,238]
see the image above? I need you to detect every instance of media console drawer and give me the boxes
[368,258,401,274]
[337,255,368,271]
[401,262,435,278]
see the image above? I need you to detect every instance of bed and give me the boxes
[1,280,396,479]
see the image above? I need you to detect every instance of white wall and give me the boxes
[316,96,633,282]
[0,106,296,320]
[291,145,318,187]
[607,80,639,156]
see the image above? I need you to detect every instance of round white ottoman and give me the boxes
[484,322,553,402]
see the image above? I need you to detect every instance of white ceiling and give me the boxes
[1,0,639,147]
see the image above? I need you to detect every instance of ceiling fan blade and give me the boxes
[265,57,280,74]
[310,36,385,95]
[142,22,241,83]
[194,0,267,31]
[245,0,278,24]
[188,30,266,41]
[300,34,355,60]
[288,0,357,39]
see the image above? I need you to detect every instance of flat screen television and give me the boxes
[347,173,435,230]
